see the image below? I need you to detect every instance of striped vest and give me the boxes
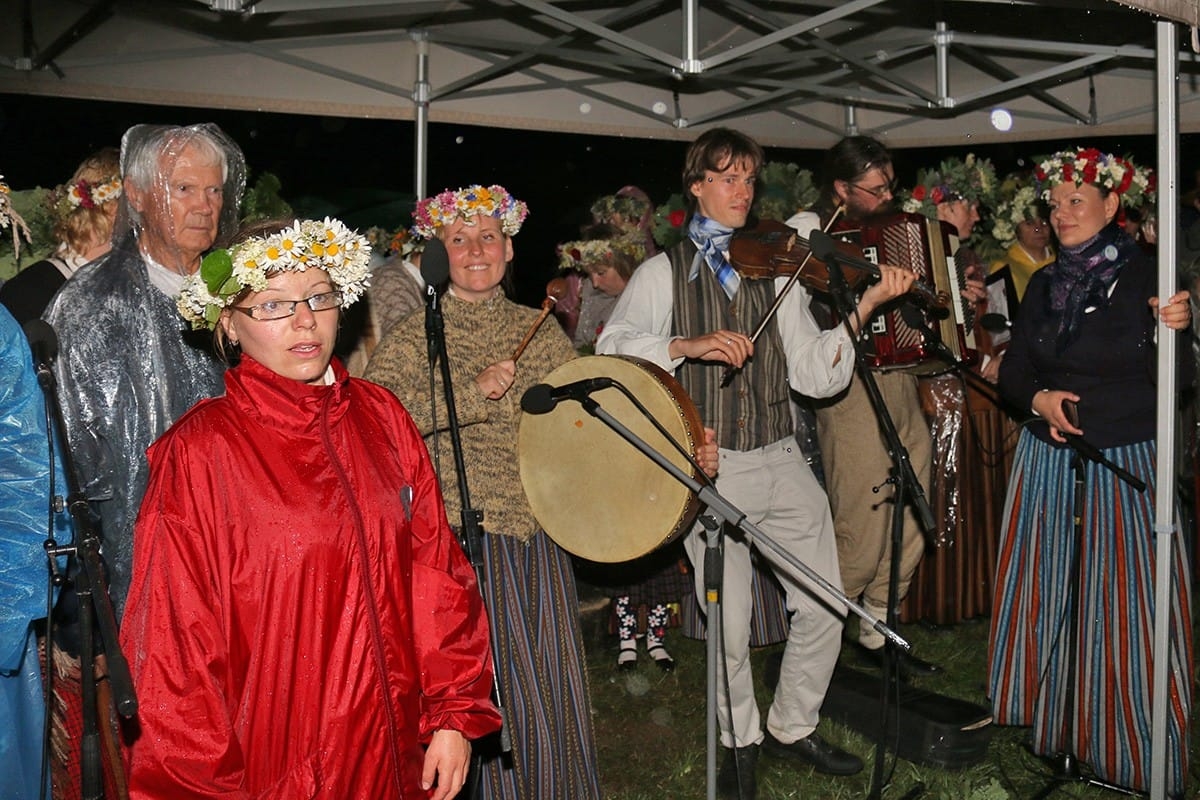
[669,240,792,451]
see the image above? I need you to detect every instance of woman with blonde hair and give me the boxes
[0,148,121,325]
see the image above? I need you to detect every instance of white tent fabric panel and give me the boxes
[3,0,1200,148]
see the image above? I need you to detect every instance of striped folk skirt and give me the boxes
[987,431,1193,795]
[474,529,602,800]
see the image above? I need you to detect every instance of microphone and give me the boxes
[807,229,881,278]
[979,313,1011,333]
[421,238,451,362]
[521,377,615,415]
[23,319,58,382]
[420,237,450,287]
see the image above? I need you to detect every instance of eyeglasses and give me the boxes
[847,177,898,200]
[233,290,343,321]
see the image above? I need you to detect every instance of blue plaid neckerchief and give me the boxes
[688,214,740,300]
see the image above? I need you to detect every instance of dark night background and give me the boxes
[1,92,1191,305]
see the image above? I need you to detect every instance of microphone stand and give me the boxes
[819,247,936,800]
[423,282,512,792]
[31,353,136,800]
[548,385,909,800]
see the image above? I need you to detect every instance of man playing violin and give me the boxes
[785,136,985,679]
[598,128,914,799]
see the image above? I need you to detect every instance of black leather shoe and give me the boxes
[762,731,863,776]
[716,744,758,799]
[855,642,941,678]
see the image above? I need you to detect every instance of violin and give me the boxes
[728,219,950,313]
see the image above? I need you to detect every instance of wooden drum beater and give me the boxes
[511,278,567,362]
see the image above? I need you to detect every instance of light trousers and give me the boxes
[684,437,844,748]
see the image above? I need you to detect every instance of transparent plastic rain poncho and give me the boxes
[0,306,73,799]
[42,123,246,619]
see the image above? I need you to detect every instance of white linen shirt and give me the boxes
[595,235,856,401]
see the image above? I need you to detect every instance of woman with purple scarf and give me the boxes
[987,147,1193,797]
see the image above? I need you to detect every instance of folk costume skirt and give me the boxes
[987,430,1193,795]
[475,529,602,800]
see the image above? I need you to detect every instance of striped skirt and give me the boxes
[474,530,602,800]
[988,431,1193,795]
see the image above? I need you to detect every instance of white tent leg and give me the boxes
[413,30,430,200]
[1151,17,1179,800]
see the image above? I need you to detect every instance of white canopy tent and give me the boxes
[0,2,1197,146]
[2,2,1193,797]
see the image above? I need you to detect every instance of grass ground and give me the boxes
[584,596,1200,799]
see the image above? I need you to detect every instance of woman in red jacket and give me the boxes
[120,217,500,799]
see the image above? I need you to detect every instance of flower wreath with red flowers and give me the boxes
[901,153,998,220]
[556,234,646,273]
[651,193,688,249]
[1033,147,1154,209]
[49,175,122,222]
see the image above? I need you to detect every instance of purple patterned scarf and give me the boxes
[1043,221,1139,354]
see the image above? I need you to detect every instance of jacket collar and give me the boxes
[224,354,351,433]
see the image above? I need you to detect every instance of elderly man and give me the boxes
[44,123,246,620]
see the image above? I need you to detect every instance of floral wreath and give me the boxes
[411,184,528,240]
[990,179,1045,249]
[557,234,646,272]
[590,194,652,227]
[651,193,689,249]
[50,176,122,221]
[901,153,998,219]
[388,227,424,258]
[0,174,32,258]
[754,162,819,222]
[177,217,372,330]
[1033,147,1155,209]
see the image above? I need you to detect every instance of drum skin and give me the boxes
[519,355,703,563]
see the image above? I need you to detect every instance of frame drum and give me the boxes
[519,355,704,563]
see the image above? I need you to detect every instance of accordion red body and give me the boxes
[831,211,978,374]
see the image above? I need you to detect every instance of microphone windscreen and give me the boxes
[979,313,1011,333]
[420,237,451,286]
[898,301,927,329]
[23,319,59,360]
[807,229,837,262]
[520,383,557,415]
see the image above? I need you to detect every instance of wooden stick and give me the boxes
[511,297,557,362]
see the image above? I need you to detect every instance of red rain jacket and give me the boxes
[121,356,499,798]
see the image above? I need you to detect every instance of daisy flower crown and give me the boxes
[177,217,372,330]
[901,153,998,219]
[1033,148,1154,208]
[411,184,528,239]
[557,234,646,272]
[991,181,1043,248]
[51,176,122,220]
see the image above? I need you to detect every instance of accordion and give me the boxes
[831,211,977,375]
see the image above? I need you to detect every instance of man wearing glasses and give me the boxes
[785,136,940,679]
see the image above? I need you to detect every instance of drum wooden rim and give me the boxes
[518,355,703,563]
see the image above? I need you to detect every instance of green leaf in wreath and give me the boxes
[201,249,233,294]
[217,275,242,299]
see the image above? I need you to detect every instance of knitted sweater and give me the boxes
[365,291,576,541]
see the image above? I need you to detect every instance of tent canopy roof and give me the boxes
[3,0,1199,148]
